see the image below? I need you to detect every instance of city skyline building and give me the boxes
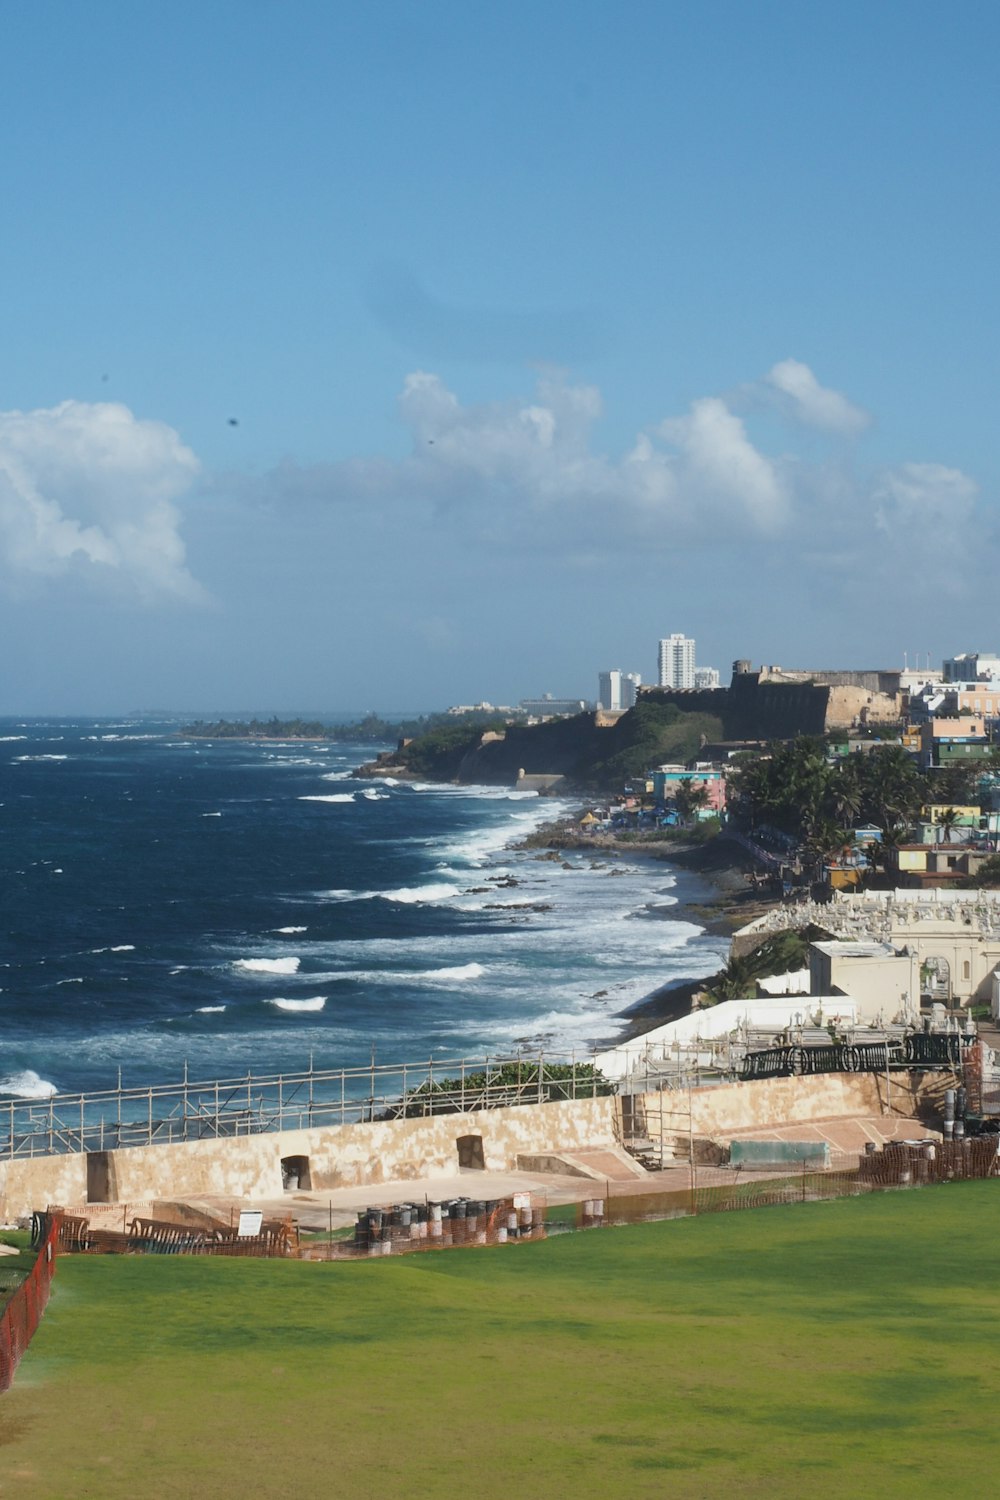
[658,634,696,690]
[598,670,642,712]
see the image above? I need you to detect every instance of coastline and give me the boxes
[515,818,780,1047]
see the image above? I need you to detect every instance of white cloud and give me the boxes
[245,362,983,596]
[267,369,790,542]
[762,358,870,436]
[659,397,788,530]
[0,401,203,600]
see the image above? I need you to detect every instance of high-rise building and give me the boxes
[598,670,623,711]
[694,667,721,691]
[599,670,642,711]
[658,634,695,690]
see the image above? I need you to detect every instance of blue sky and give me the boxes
[1,1,998,712]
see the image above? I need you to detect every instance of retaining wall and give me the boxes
[0,1073,935,1219]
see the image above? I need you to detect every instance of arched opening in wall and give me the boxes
[280,1155,312,1191]
[86,1151,116,1204]
[456,1134,485,1170]
[921,956,951,1002]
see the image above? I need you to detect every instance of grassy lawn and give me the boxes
[3,1185,1000,1498]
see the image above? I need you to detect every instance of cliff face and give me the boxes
[456,714,605,784]
[362,700,725,790]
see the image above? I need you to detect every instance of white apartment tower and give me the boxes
[658,634,696,690]
[598,670,642,711]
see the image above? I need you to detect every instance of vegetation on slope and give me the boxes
[182,710,512,743]
[380,698,725,790]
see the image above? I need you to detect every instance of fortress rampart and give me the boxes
[0,1074,923,1219]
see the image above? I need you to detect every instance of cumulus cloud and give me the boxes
[264,369,790,543]
[659,397,788,530]
[0,401,203,600]
[761,358,870,435]
[244,360,983,595]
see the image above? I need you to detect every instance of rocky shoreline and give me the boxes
[514,819,782,1044]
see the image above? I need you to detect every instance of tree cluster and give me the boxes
[727,739,931,854]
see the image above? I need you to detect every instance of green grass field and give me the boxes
[4,1185,1000,1499]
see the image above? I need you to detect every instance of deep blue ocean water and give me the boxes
[0,719,729,1098]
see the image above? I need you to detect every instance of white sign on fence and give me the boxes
[237,1210,263,1238]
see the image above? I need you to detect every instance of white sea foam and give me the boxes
[380,882,461,904]
[235,957,301,975]
[274,926,307,934]
[299,793,355,804]
[202,811,222,817]
[418,962,486,981]
[314,881,462,904]
[0,1069,58,1099]
[170,966,189,974]
[0,735,26,741]
[266,996,327,1012]
[196,1005,227,1013]
[56,977,83,985]
[321,770,355,782]
[14,754,69,761]
[110,944,134,952]
[362,789,387,800]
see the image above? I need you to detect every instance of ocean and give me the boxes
[0,719,729,1099]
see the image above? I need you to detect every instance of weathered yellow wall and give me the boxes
[0,1095,618,1218]
[0,1073,930,1219]
[639,1073,909,1145]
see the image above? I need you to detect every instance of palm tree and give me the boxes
[826,760,863,830]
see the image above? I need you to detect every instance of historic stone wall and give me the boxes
[0,1072,932,1219]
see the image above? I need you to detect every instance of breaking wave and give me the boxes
[235,957,301,975]
[266,996,327,1013]
[0,1069,58,1099]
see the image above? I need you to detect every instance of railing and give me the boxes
[0,1211,58,1392]
[740,1032,968,1082]
[0,1053,613,1161]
